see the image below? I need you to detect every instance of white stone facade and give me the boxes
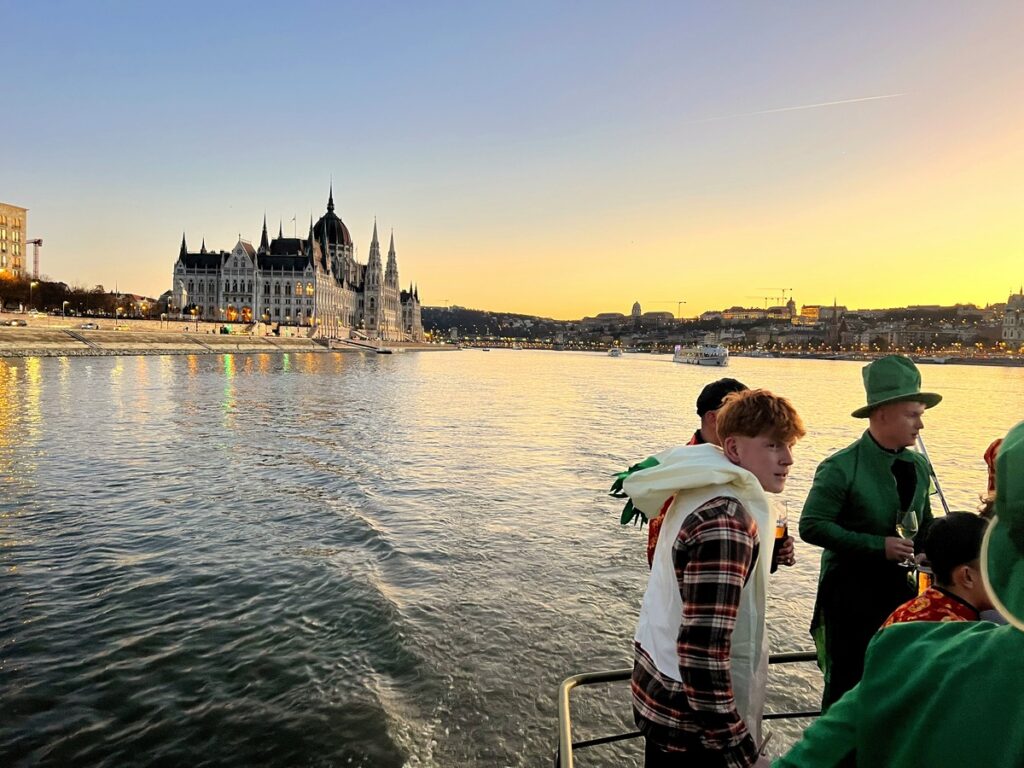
[1002,291,1024,344]
[171,190,423,342]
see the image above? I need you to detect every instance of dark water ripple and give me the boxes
[1,352,1020,766]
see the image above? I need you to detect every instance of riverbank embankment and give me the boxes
[0,327,446,358]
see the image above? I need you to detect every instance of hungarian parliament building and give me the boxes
[171,188,424,341]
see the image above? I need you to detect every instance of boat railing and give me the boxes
[555,650,820,768]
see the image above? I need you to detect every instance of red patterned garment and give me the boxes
[645,431,703,566]
[880,586,980,629]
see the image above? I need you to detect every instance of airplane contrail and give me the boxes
[684,93,906,125]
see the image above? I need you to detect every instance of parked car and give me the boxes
[6,319,28,327]
[79,322,99,330]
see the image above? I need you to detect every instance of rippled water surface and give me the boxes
[2,351,1021,766]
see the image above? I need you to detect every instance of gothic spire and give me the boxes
[179,232,188,258]
[200,238,207,254]
[388,230,396,256]
[327,182,335,213]
[278,220,283,240]
[260,214,269,252]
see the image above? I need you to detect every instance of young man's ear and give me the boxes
[722,435,740,463]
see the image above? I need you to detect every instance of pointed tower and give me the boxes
[278,221,283,240]
[362,220,385,338]
[385,230,399,288]
[179,233,188,259]
[366,220,383,287]
[200,238,207,254]
[259,214,270,253]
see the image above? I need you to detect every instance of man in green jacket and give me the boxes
[799,355,941,709]
[775,421,1024,767]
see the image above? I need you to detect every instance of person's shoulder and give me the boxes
[869,619,1004,659]
[906,449,930,469]
[811,442,859,483]
[689,496,754,531]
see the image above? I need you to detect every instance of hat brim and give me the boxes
[981,515,1024,631]
[851,392,942,419]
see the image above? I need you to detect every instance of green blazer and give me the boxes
[800,430,933,574]
[773,622,1024,767]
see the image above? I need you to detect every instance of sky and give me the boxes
[4,1,1023,319]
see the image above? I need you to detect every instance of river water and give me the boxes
[1,351,1020,766]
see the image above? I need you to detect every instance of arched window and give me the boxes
[274,282,281,295]
[224,281,229,293]
[198,282,204,295]
[232,280,238,293]
[306,282,314,296]
[187,280,194,293]
[285,283,291,296]
[264,282,270,295]
[247,281,253,294]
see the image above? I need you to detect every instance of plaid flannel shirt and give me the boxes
[632,496,760,768]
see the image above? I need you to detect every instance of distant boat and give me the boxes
[673,343,729,367]
[376,347,394,355]
[481,347,491,352]
[607,347,623,357]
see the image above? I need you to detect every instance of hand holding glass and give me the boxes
[895,509,918,568]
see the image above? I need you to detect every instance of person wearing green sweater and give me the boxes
[799,355,941,709]
[775,421,1024,767]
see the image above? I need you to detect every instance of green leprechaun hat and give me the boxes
[981,420,1024,631]
[851,355,942,418]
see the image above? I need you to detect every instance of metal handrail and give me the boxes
[555,651,820,768]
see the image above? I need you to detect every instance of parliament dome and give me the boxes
[313,187,352,247]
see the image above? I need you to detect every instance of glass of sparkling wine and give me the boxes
[895,509,919,568]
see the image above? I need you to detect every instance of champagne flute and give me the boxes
[895,508,919,568]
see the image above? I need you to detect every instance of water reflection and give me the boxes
[1,352,1021,768]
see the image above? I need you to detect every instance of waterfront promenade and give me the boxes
[0,314,441,358]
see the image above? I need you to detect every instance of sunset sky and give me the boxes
[5,2,1023,319]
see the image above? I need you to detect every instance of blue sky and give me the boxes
[4,1,1023,317]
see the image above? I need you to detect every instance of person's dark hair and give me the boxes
[924,512,989,586]
[696,378,748,417]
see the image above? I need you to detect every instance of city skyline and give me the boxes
[5,2,1023,318]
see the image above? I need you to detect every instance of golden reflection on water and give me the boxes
[0,362,19,484]
[131,357,151,424]
[23,358,42,443]
[222,354,236,426]
[187,355,200,377]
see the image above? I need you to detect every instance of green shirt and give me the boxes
[774,622,1024,767]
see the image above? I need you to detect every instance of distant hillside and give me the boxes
[421,306,561,339]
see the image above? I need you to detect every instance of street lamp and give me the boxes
[29,280,39,311]
[62,300,69,319]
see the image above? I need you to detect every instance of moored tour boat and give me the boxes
[673,343,729,366]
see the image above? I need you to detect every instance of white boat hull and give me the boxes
[673,344,729,367]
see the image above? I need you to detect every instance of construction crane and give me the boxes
[26,238,42,279]
[652,299,687,318]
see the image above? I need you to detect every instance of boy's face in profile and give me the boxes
[723,432,795,494]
